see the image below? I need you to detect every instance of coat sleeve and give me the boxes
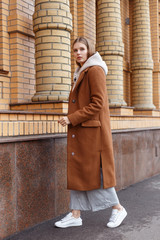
[68,66,107,126]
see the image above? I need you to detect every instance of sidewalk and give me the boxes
[6,174,160,240]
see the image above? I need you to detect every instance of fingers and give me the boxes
[58,117,70,127]
[58,118,66,127]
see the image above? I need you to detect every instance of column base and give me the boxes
[133,109,160,116]
[133,103,156,110]
[109,99,127,107]
[10,101,68,114]
[32,93,69,102]
[109,106,134,116]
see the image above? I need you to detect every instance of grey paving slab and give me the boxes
[5,174,160,240]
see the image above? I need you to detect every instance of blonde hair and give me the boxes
[73,37,95,66]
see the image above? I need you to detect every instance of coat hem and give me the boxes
[67,184,116,192]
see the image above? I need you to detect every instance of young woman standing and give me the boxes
[55,37,127,228]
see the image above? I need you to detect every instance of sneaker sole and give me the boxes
[55,222,82,228]
[107,211,127,228]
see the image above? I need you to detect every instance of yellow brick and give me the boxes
[52,43,67,50]
[48,95,59,101]
[0,114,9,121]
[26,114,34,121]
[42,16,52,23]
[47,10,57,16]
[9,122,13,136]
[42,50,61,56]
[37,9,47,17]
[36,71,52,78]
[14,122,19,136]
[0,122,2,136]
[53,16,62,22]
[47,115,54,121]
[53,84,70,91]
[39,122,43,134]
[34,122,38,134]
[47,122,51,133]
[54,121,59,133]
[37,43,52,51]
[36,29,52,37]
[37,57,51,64]
[43,63,61,70]
[28,104,41,110]
[41,104,53,109]
[60,4,69,11]
[43,121,46,133]
[20,122,24,135]
[34,115,41,120]
[37,84,52,91]
[38,95,48,101]
[41,2,59,9]
[41,115,47,120]
[51,122,55,133]
[53,115,60,121]
[3,122,8,136]
[29,122,33,135]
[24,123,29,135]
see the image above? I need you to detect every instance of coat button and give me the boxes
[72,134,75,138]
[72,99,76,103]
[72,152,75,156]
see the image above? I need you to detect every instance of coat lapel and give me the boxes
[72,68,89,92]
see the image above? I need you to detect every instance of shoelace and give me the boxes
[109,210,119,222]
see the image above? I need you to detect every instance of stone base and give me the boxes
[110,106,134,116]
[32,93,69,102]
[134,109,160,116]
[109,99,127,107]
[2,129,160,238]
[10,101,68,114]
[0,135,69,239]
[113,128,160,190]
[133,103,156,110]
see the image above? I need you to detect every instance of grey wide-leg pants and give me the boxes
[70,169,119,212]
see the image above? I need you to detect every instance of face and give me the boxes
[73,42,88,66]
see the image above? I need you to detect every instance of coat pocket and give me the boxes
[81,120,101,127]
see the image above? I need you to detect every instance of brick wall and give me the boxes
[8,0,35,104]
[0,1,10,110]
[70,0,96,80]
[0,0,9,72]
[121,0,131,106]
[70,0,78,78]
[0,0,160,119]
[150,0,160,109]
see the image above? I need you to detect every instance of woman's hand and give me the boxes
[58,116,71,127]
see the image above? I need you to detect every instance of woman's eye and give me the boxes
[73,49,78,52]
[80,48,85,51]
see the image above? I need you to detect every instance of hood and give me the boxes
[73,52,108,83]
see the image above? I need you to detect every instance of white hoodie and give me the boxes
[72,52,108,90]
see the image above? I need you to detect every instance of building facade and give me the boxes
[1,0,160,238]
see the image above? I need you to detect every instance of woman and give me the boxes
[55,37,127,228]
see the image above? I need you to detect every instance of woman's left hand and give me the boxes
[58,116,71,127]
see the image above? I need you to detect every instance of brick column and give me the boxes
[96,0,126,107]
[131,0,155,109]
[32,0,72,102]
[149,0,160,109]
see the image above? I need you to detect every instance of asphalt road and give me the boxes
[5,174,160,240]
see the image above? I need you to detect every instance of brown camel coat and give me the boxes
[67,65,116,191]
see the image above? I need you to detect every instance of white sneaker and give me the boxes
[54,212,82,228]
[107,207,127,228]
